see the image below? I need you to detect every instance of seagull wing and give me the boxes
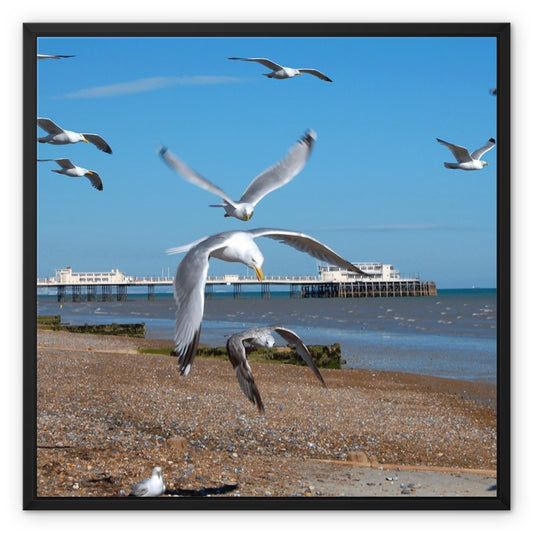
[470,138,496,161]
[129,480,150,497]
[298,68,333,82]
[250,228,367,275]
[228,57,284,71]
[85,171,103,191]
[272,326,326,387]
[172,233,234,376]
[82,133,112,154]
[159,146,237,207]
[436,138,472,163]
[37,117,64,135]
[239,130,316,206]
[226,331,265,411]
[37,158,76,169]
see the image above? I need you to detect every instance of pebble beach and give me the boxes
[36,329,497,499]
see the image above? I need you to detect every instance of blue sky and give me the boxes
[36,35,497,288]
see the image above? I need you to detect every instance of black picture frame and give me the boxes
[24,22,511,511]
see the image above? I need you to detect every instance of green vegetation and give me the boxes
[37,315,146,337]
[140,343,345,369]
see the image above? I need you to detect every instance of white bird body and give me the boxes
[38,158,103,190]
[37,117,112,154]
[227,325,326,412]
[159,130,316,221]
[129,467,165,497]
[229,57,332,82]
[167,228,367,377]
[437,137,495,171]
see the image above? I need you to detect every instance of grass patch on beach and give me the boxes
[37,315,146,337]
[139,343,345,369]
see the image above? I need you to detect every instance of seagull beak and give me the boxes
[246,214,252,220]
[253,266,264,281]
[83,139,89,143]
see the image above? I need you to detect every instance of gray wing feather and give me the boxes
[37,158,76,169]
[250,228,367,275]
[159,146,236,207]
[272,326,326,387]
[86,171,103,191]
[228,57,284,71]
[226,333,264,411]
[436,138,471,163]
[172,233,235,375]
[37,117,64,135]
[470,138,496,160]
[298,69,332,82]
[83,133,112,154]
[239,130,316,206]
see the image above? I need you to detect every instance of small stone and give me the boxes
[166,437,187,452]
[401,489,410,495]
[347,451,370,466]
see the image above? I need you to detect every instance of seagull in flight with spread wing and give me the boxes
[159,130,316,221]
[37,54,76,60]
[38,158,103,191]
[167,228,367,377]
[228,57,332,82]
[37,117,112,154]
[227,325,326,412]
[436,137,495,171]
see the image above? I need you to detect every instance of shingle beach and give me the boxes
[36,330,497,498]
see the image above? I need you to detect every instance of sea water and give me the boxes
[36,289,497,384]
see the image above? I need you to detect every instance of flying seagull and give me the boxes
[228,57,332,82]
[37,117,112,154]
[159,130,316,221]
[227,325,326,412]
[38,158,103,191]
[166,228,367,377]
[128,467,165,497]
[37,54,76,60]
[436,137,495,170]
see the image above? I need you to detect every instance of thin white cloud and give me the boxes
[312,224,441,232]
[61,75,244,98]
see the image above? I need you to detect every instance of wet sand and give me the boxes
[36,330,497,499]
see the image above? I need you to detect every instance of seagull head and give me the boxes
[247,249,264,281]
[152,467,163,479]
[80,134,89,144]
[235,203,254,221]
[482,161,489,167]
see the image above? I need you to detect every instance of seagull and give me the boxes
[128,467,165,497]
[38,158,103,190]
[37,117,112,154]
[489,88,497,95]
[228,57,332,82]
[159,130,316,221]
[167,228,367,377]
[227,325,326,412]
[37,54,75,60]
[436,137,495,170]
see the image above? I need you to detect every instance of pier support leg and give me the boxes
[57,285,66,303]
[117,285,127,301]
[147,285,155,301]
[261,283,270,299]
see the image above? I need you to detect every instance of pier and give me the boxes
[37,266,437,302]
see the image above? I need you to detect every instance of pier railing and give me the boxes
[37,274,437,302]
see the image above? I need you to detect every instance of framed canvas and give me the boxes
[24,22,510,510]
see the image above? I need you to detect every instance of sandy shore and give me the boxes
[36,330,497,499]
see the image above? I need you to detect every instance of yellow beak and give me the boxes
[253,266,264,281]
[246,214,251,220]
[83,139,89,143]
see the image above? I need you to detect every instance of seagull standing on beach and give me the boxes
[436,137,495,170]
[37,117,112,154]
[167,228,367,377]
[229,57,332,82]
[128,467,165,497]
[159,130,316,221]
[227,325,327,412]
[38,158,104,191]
